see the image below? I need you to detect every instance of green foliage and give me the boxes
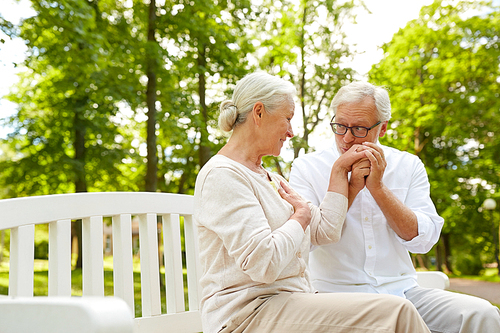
[1,0,142,197]
[0,230,9,263]
[0,0,257,195]
[453,253,484,275]
[0,0,363,194]
[370,0,500,271]
[159,0,255,187]
[257,0,360,159]
[34,225,49,260]
[453,267,500,282]
[0,226,56,261]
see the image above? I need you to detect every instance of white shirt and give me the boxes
[289,143,444,298]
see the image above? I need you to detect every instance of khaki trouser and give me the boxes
[219,292,430,333]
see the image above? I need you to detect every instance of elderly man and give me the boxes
[289,81,500,333]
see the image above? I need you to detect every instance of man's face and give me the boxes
[334,97,388,154]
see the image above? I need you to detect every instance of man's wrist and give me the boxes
[367,182,387,197]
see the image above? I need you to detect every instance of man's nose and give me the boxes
[343,129,356,143]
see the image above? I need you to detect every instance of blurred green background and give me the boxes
[1,0,500,278]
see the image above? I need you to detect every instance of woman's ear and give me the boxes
[252,101,264,126]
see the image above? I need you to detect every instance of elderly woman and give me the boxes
[194,72,430,333]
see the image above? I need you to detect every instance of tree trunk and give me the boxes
[198,46,211,168]
[145,0,158,192]
[441,232,453,274]
[74,110,87,269]
[295,4,308,160]
[273,158,284,177]
[435,239,444,272]
[145,0,164,288]
[416,254,427,269]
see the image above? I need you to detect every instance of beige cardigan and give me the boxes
[194,155,348,333]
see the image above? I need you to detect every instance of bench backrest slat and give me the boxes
[184,215,202,311]
[48,219,72,296]
[138,213,162,317]
[9,225,35,297]
[83,216,105,296]
[163,213,186,313]
[112,213,135,312]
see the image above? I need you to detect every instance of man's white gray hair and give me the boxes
[330,81,391,122]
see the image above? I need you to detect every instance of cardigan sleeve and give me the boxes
[308,191,348,246]
[197,166,305,284]
[274,175,348,247]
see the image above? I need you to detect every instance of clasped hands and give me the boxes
[342,142,387,194]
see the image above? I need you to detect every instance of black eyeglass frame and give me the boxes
[329,115,382,138]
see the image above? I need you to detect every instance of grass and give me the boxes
[0,256,190,318]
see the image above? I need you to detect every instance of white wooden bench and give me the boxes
[0,191,448,332]
[0,192,203,333]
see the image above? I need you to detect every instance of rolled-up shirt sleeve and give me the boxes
[397,158,444,253]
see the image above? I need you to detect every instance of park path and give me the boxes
[449,278,500,305]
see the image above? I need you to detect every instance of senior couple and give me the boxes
[193,72,500,333]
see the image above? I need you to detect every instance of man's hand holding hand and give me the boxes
[362,142,387,193]
[350,158,370,193]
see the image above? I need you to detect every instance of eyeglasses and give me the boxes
[330,116,381,138]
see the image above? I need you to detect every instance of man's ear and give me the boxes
[252,101,264,126]
[379,121,389,138]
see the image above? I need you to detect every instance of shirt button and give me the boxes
[364,217,369,221]
[297,252,302,258]
[300,272,305,277]
[368,245,372,250]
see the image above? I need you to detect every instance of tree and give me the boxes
[152,0,255,194]
[1,0,141,267]
[144,0,159,192]
[370,0,500,273]
[255,0,361,176]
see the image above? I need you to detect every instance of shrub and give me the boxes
[454,254,484,275]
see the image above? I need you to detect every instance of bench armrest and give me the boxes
[416,271,450,289]
[0,297,134,333]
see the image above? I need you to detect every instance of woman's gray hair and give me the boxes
[330,81,391,122]
[218,72,296,132]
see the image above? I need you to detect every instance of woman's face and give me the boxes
[260,98,295,157]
